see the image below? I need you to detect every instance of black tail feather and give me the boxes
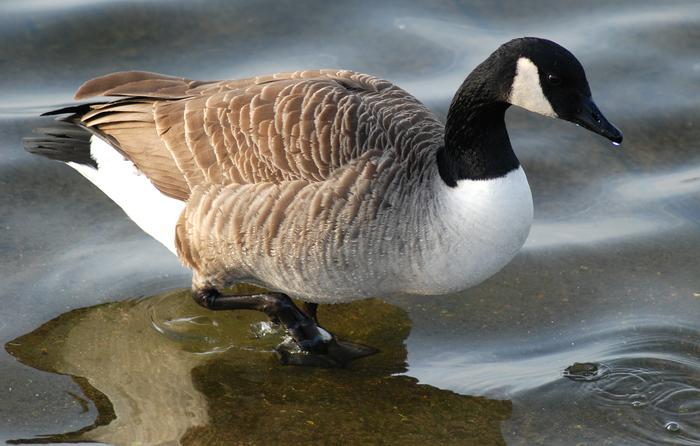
[40,103,97,118]
[23,120,96,168]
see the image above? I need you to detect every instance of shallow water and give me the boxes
[1,1,699,445]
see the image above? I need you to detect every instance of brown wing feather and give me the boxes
[73,69,432,202]
[74,71,210,100]
[78,99,191,200]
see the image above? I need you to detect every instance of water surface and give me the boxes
[1,1,699,445]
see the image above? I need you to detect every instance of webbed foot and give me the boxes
[276,336,378,368]
[193,287,379,367]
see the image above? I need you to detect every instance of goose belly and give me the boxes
[241,168,533,302]
[67,136,185,254]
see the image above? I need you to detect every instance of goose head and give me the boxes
[437,37,622,187]
[502,37,623,144]
[440,37,623,183]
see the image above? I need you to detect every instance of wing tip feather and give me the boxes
[74,71,187,100]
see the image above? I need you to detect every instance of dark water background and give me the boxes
[1,1,699,444]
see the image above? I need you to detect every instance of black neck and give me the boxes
[438,64,519,186]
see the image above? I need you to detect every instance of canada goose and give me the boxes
[25,37,622,367]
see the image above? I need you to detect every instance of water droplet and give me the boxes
[631,400,645,408]
[250,321,281,338]
[665,421,681,433]
[612,141,621,147]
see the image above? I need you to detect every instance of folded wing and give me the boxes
[73,70,402,201]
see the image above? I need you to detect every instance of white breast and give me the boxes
[67,136,185,254]
[408,167,533,295]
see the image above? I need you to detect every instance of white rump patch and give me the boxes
[68,136,186,255]
[508,57,557,118]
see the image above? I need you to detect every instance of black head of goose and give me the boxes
[439,37,622,185]
[26,37,621,367]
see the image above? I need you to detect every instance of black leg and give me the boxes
[193,288,377,367]
[302,302,319,323]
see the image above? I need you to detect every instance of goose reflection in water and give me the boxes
[6,287,511,445]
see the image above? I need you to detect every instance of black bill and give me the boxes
[571,96,623,145]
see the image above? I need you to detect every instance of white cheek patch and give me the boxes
[508,57,557,118]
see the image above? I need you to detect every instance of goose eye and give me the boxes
[547,74,562,86]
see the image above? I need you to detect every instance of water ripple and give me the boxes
[144,289,282,355]
[407,317,700,444]
[569,359,700,445]
[408,320,698,387]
